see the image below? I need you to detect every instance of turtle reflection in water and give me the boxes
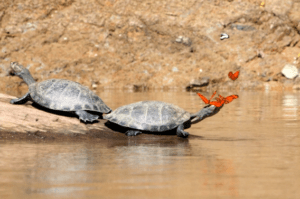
[10,62,111,122]
[104,101,222,138]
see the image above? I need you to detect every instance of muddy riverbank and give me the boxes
[1,0,300,97]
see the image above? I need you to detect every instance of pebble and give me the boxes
[175,36,192,46]
[189,77,210,87]
[172,67,179,72]
[281,64,299,79]
[175,36,183,43]
[220,33,229,40]
[92,83,98,88]
[182,37,192,46]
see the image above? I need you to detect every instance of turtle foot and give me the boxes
[177,130,189,138]
[75,110,99,123]
[126,130,142,136]
[10,92,30,104]
[10,98,18,104]
[176,124,189,138]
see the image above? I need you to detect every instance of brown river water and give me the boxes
[1,91,300,199]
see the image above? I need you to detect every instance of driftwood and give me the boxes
[0,93,191,144]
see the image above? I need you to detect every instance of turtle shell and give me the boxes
[104,101,190,132]
[29,79,111,113]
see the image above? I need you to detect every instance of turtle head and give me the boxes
[190,104,223,124]
[11,62,29,76]
[10,62,36,85]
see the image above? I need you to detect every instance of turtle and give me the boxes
[10,62,111,122]
[104,101,222,138]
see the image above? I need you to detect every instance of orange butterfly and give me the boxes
[197,92,239,107]
[218,94,239,104]
[228,71,239,81]
[197,91,224,107]
[197,91,216,104]
[209,100,224,107]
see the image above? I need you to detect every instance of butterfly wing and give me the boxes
[209,101,223,107]
[233,71,239,80]
[218,95,226,102]
[224,95,239,104]
[209,91,217,101]
[216,97,222,103]
[197,93,209,104]
[228,71,239,81]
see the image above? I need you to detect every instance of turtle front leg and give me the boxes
[10,92,31,104]
[126,130,142,136]
[75,110,99,123]
[176,124,189,138]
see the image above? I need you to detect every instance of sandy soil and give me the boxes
[0,0,300,97]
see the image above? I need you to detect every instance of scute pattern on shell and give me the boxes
[29,79,111,113]
[104,101,190,132]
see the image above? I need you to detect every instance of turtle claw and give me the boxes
[126,130,142,136]
[176,124,189,138]
[75,110,99,123]
[177,131,189,138]
[83,115,99,123]
[10,98,18,104]
[10,92,30,104]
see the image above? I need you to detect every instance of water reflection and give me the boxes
[1,91,300,199]
[282,94,298,122]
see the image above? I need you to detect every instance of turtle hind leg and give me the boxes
[75,110,99,123]
[10,92,31,104]
[126,130,142,136]
[176,124,189,138]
